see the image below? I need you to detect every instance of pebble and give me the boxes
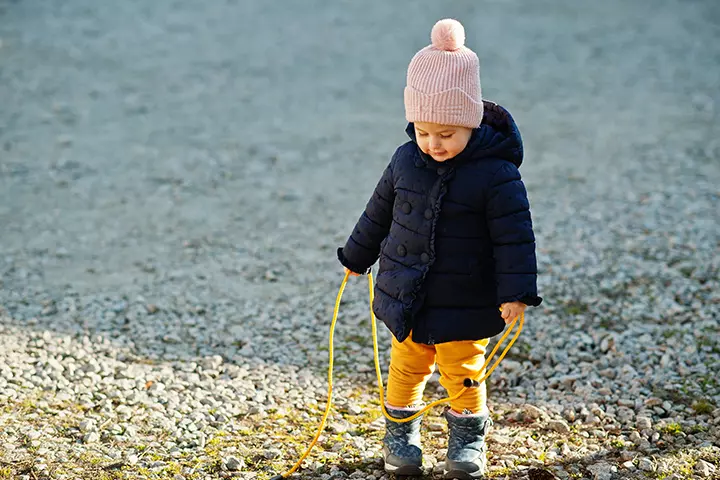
[587,462,616,480]
[619,450,634,462]
[547,420,570,434]
[636,416,652,430]
[427,422,444,432]
[523,404,544,420]
[638,457,654,472]
[264,448,282,460]
[79,419,96,433]
[695,459,716,478]
[225,456,245,471]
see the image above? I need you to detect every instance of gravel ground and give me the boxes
[1,0,719,479]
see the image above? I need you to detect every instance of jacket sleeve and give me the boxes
[486,163,542,306]
[337,157,396,274]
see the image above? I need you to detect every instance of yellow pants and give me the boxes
[386,333,490,414]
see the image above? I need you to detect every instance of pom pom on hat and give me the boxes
[430,19,465,51]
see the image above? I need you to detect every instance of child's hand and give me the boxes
[344,267,360,277]
[500,301,526,324]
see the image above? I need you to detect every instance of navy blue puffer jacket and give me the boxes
[338,101,541,345]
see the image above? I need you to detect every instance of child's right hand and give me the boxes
[344,267,360,277]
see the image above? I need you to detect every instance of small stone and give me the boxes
[562,409,576,422]
[638,457,654,472]
[427,422,444,432]
[586,415,601,425]
[636,416,652,430]
[146,304,159,314]
[79,419,96,433]
[26,430,42,440]
[523,404,544,420]
[111,301,128,313]
[695,459,716,478]
[126,454,139,465]
[264,448,282,460]
[225,456,245,471]
[328,422,348,433]
[46,358,64,371]
[599,334,615,353]
[83,432,100,443]
[201,355,223,370]
[547,419,570,434]
[347,405,362,415]
[528,468,556,479]
[644,397,662,407]
[587,462,616,480]
[622,460,635,470]
[488,433,511,445]
[620,450,634,462]
[197,432,207,448]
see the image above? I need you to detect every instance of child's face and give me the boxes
[414,122,473,162]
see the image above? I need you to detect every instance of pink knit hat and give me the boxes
[404,19,483,129]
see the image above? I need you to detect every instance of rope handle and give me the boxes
[276,271,523,477]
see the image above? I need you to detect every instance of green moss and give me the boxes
[692,399,714,415]
[162,462,182,475]
[0,467,12,479]
[661,329,682,339]
[658,423,683,435]
[679,266,695,278]
[97,472,126,480]
[487,466,512,477]
[610,439,625,449]
[563,300,589,315]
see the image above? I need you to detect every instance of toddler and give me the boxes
[338,19,541,479]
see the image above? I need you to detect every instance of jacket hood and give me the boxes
[406,100,524,168]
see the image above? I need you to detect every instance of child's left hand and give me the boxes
[500,301,526,324]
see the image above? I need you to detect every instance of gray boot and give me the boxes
[443,409,492,479]
[382,405,424,475]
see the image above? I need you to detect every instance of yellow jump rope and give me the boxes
[269,271,524,480]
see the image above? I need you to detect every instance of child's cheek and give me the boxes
[418,139,429,154]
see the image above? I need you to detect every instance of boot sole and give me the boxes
[384,463,424,476]
[444,468,484,479]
